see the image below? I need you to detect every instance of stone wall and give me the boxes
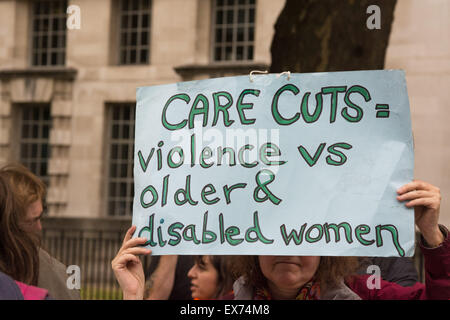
[0,0,285,217]
[385,0,450,226]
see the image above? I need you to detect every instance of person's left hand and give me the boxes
[397,180,444,247]
[111,226,151,299]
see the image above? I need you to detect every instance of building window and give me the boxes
[31,0,67,67]
[212,0,256,62]
[18,104,52,186]
[118,0,152,65]
[105,104,135,217]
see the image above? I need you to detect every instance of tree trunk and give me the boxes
[270,0,397,73]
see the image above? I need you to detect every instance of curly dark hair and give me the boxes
[231,255,361,293]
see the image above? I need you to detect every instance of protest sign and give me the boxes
[133,70,414,257]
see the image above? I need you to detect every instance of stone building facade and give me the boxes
[0,0,448,226]
[0,0,284,218]
[384,0,449,227]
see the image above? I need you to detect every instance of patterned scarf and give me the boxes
[254,278,321,300]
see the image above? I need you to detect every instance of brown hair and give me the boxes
[232,255,361,293]
[0,163,46,210]
[194,255,236,299]
[0,174,40,285]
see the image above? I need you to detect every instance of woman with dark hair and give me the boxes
[187,255,234,300]
[113,247,235,300]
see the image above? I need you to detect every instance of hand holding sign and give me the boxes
[397,180,443,247]
[133,70,415,257]
[111,226,151,300]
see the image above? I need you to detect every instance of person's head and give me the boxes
[258,256,320,298]
[187,255,234,300]
[233,255,359,299]
[0,174,40,285]
[0,163,46,235]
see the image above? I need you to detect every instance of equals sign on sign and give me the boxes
[375,104,390,118]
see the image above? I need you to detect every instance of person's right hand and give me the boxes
[111,226,151,300]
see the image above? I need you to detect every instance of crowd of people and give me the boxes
[0,162,449,300]
[112,179,449,300]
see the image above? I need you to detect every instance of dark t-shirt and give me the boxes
[358,257,418,286]
[146,255,195,300]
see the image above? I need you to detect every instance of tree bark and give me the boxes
[270,0,397,73]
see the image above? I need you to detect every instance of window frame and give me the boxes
[103,103,136,217]
[29,0,68,67]
[13,103,52,187]
[210,0,257,63]
[116,0,152,66]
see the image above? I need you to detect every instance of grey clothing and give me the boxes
[38,248,81,300]
[232,276,361,300]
